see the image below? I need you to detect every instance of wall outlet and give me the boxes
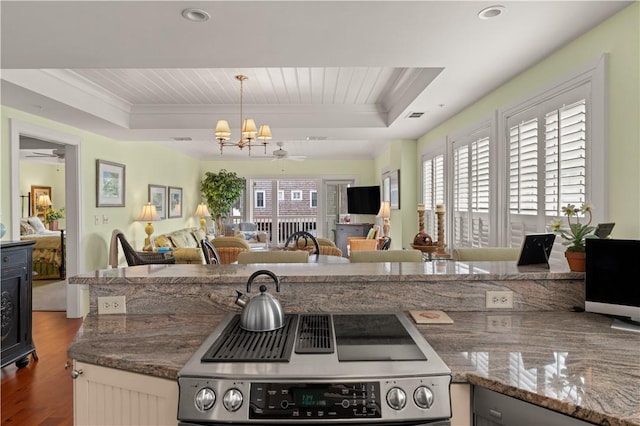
[486,315,513,332]
[98,296,126,314]
[486,291,513,309]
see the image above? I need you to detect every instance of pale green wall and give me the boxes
[19,161,66,226]
[418,2,640,238]
[1,2,637,275]
[1,106,202,271]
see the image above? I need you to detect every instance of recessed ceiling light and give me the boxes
[478,5,505,20]
[181,8,211,22]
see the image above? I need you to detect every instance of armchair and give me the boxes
[114,231,175,266]
[210,237,251,264]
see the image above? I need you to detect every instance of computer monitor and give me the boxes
[517,233,556,267]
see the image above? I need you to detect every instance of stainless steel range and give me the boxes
[178,313,451,425]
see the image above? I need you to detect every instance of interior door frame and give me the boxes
[10,119,85,318]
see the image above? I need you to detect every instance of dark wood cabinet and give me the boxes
[1,240,38,369]
[335,223,372,257]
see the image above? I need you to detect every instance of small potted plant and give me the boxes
[45,207,65,231]
[549,202,596,271]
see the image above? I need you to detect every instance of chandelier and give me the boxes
[215,75,272,155]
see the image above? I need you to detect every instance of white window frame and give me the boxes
[292,190,302,201]
[420,55,607,255]
[278,190,284,201]
[499,54,607,260]
[310,190,317,208]
[448,116,497,248]
[254,190,265,208]
[420,143,446,239]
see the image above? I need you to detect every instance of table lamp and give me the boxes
[138,202,160,250]
[194,203,211,232]
[377,201,391,238]
[36,194,52,221]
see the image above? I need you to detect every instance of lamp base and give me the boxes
[382,218,390,238]
[144,222,154,251]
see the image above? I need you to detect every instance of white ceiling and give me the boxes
[1,1,632,161]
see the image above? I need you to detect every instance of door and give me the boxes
[323,180,353,242]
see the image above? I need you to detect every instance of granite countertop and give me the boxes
[68,310,640,426]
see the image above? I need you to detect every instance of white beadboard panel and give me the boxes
[74,361,178,426]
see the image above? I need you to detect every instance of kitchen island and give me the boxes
[68,261,639,426]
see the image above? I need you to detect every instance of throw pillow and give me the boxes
[192,228,207,246]
[237,231,259,243]
[20,220,36,236]
[366,227,377,239]
[27,216,47,233]
[155,235,173,248]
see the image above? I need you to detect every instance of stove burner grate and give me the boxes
[295,314,334,354]
[201,315,296,362]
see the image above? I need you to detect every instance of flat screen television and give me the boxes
[346,186,381,215]
[585,238,640,332]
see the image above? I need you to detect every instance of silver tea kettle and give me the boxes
[234,270,284,332]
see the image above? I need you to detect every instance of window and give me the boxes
[278,190,284,201]
[505,85,590,253]
[310,190,317,208]
[422,151,445,237]
[255,190,265,208]
[291,190,302,201]
[421,55,605,255]
[452,124,491,247]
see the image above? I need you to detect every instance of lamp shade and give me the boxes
[242,118,257,135]
[377,201,391,218]
[258,124,272,141]
[138,202,160,222]
[36,194,52,207]
[194,203,211,218]
[215,120,231,140]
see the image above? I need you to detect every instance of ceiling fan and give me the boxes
[26,148,66,160]
[270,142,306,161]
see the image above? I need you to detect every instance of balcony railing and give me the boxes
[229,216,317,244]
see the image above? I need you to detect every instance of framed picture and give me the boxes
[148,184,167,220]
[168,186,183,218]
[96,159,126,207]
[31,185,52,218]
[382,169,400,209]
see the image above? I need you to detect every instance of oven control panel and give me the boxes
[249,382,382,420]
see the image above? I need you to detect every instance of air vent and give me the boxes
[406,112,424,118]
[295,314,334,354]
[172,137,192,141]
[305,136,328,141]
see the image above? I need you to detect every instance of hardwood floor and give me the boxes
[1,312,83,426]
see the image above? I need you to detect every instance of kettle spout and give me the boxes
[235,290,248,308]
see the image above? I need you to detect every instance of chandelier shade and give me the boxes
[215,75,272,155]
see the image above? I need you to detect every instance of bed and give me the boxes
[20,217,66,280]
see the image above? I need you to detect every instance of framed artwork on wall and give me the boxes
[382,169,400,209]
[168,186,183,218]
[31,185,52,218]
[148,184,166,220]
[96,159,126,207]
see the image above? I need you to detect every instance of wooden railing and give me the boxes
[253,216,317,244]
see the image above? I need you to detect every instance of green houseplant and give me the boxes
[200,169,246,235]
[45,207,65,231]
[549,202,596,271]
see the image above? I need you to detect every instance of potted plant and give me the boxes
[549,202,596,271]
[45,207,65,231]
[200,169,246,236]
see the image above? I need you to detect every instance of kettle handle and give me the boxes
[246,269,280,293]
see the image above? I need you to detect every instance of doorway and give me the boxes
[10,119,84,318]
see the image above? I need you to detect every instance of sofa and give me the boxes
[153,227,207,264]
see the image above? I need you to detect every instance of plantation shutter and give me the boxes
[422,153,444,238]
[453,128,491,248]
[506,84,589,255]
